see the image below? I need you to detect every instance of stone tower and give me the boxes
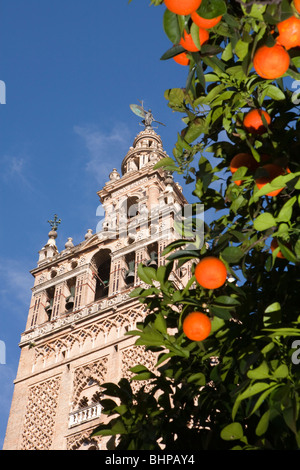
[3,124,189,450]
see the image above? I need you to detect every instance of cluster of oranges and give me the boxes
[229,108,291,259]
[253,9,300,79]
[183,257,227,342]
[164,0,222,66]
[165,0,300,80]
[229,108,288,195]
[164,1,294,341]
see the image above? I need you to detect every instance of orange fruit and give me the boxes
[195,256,227,289]
[180,28,209,52]
[271,239,285,259]
[253,44,290,79]
[243,109,271,134]
[255,163,286,196]
[164,0,202,16]
[183,311,211,341]
[173,51,190,66]
[294,0,300,14]
[277,15,300,50]
[191,11,222,29]
[230,153,259,185]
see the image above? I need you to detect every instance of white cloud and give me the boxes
[0,155,33,190]
[74,122,131,184]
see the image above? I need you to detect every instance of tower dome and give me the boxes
[121,127,166,176]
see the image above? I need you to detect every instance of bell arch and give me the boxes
[91,249,112,301]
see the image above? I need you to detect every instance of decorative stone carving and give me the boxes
[21,375,61,450]
[72,358,108,409]
[66,430,102,450]
[121,345,157,394]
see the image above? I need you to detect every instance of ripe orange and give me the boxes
[253,44,290,79]
[255,163,286,196]
[164,0,202,16]
[230,153,259,185]
[191,11,222,29]
[277,15,300,50]
[294,0,300,14]
[195,256,227,289]
[180,28,209,52]
[183,311,211,341]
[271,239,285,259]
[173,51,190,66]
[243,109,271,134]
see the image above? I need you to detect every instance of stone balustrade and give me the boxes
[68,403,102,428]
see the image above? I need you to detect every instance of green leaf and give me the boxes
[131,371,155,381]
[154,312,167,334]
[183,117,206,143]
[255,410,270,436]
[153,157,177,170]
[283,405,297,434]
[250,384,280,416]
[276,196,296,223]
[187,372,206,385]
[253,213,276,231]
[263,302,281,326]
[220,422,244,441]
[234,39,249,60]
[222,246,244,263]
[196,0,227,19]
[160,44,186,61]
[167,249,200,261]
[261,84,285,101]
[190,22,201,50]
[163,9,181,44]
[130,364,149,374]
[137,263,153,284]
[213,295,241,306]
[232,382,276,419]
[273,364,289,379]
[210,305,232,320]
[247,361,270,380]
[162,240,190,256]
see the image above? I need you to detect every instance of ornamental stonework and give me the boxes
[66,429,103,450]
[121,345,157,394]
[72,357,108,409]
[32,306,146,371]
[21,375,61,450]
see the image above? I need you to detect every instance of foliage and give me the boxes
[93,0,300,449]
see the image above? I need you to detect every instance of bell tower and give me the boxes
[3,123,189,450]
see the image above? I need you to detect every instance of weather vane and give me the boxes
[48,214,61,231]
[130,100,165,129]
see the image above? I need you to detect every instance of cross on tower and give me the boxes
[48,214,61,231]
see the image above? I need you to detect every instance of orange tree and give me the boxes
[93,0,300,450]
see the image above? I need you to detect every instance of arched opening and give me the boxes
[124,252,135,286]
[146,242,158,269]
[120,195,139,220]
[91,249,111,301]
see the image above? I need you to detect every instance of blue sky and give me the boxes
[0,0,199,448]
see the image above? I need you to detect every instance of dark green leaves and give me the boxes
[196,0,227,19]
[163,9,185,45]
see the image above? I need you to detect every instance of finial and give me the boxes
[48,214,61,231]
[85,229,93,240]
[65,237,74,249]
[130,101,165,130]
